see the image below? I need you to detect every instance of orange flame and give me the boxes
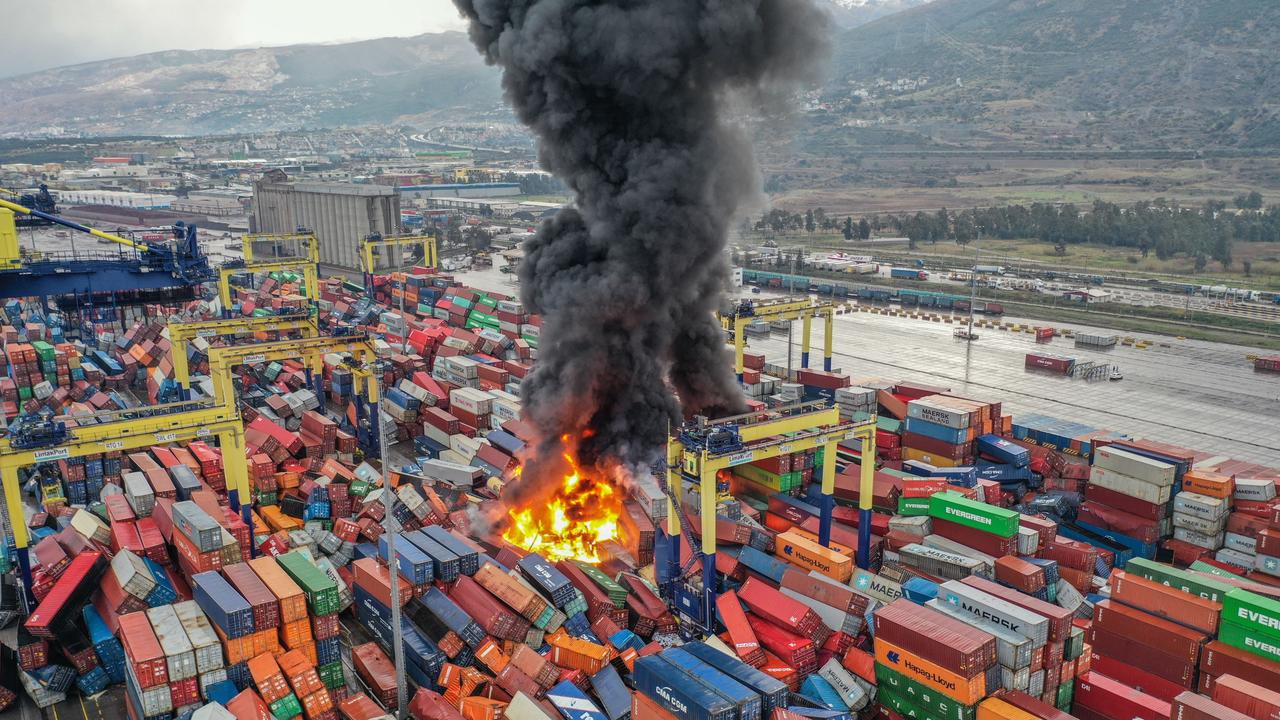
[503,435,620,564]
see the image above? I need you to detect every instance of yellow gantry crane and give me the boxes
[720,298,836,382]
[1,399,248,608]
[206,333,383,453]
[167,313,321,400]
[218,232,321,313]
[359,232,438,290]
[664,402,876,628]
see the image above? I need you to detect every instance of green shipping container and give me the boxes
[1056,680,1074,710]
[928,492,1019,538]
[897,496,931,516]
[572,560,627,608]
[1218,620,1280,663]
[32,341,55,361]
[875,663,976,720]
[1222,589,1280,643]
[318,661,345,689]
[269,693,302,720]
[1189,559,1240,579]
[349,480,371,497]
[478,296,498,309]
[276,551,341,616]
[1125,558,1234,603]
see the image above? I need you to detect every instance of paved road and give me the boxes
[454,265,1280,466]
[748,308,1280,466]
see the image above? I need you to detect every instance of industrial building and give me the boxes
[251,170,400,271]
[53,189,176,209]
[397,182,521,200]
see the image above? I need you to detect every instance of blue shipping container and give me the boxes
[191,572,255,639]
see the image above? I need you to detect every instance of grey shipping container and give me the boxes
[926,598,1034,669]
[171,501,223,553]
[937,580,1049,646]
[123,472,155,517]
[111,549,157,599]
[145,605,197,682]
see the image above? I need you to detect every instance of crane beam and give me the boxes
[0,196,146,251]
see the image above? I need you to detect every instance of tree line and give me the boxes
[753,194,1278,272]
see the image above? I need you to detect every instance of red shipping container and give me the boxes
[1173,692,1255,720]
[1093,599,1207,663]
[1087,625,1196,687]
[119,611,169,688]
[1108,569,1221,635]
[224,564,282,630]
[1078,501,1162,543]
[227,689,274,720]
[1075,671,1171,720]
[931,518,1017,557]
[1201,641,1280,698]
[1212,674,1280,720]
[1089,652,1187,703]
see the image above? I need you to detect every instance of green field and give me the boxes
[748,232,1280,292]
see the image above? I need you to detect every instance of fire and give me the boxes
[503,436,621,564]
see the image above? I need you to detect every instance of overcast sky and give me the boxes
[2,0,468,78]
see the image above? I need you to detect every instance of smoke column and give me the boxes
[452,0,829,488]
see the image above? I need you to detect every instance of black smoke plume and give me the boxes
[452,0,829,491]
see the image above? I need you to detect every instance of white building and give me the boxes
[54,190,176,209]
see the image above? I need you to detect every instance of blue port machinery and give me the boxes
[167,313,322,401]
[0,198,213,298]
[0,399,249,610]
[663,402,876,628]
[721,298,836,382]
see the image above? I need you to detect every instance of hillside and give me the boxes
[3,1,1279,148]
[0,33,502,135]
[823,0,1280,148]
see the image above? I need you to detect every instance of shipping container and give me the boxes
[192,571,255,639]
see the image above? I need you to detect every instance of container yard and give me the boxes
[0,224,1276,720]
[4,6,1280,720]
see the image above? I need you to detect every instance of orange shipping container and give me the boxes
[976,698,1040,720]
[1182,470,1234,499]
[774,529,853,583]
[874,638,985,704]
[249,556,310,623]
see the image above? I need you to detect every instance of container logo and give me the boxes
[654,686,688,715]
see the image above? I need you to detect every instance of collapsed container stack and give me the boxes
[9,265,1280,720]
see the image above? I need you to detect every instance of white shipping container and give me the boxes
[123,471,155,517]
[1088,467,1171,504]
[1172,512,1227,535]
[921,535,995,577]
[192,702,237,720]
[1172,526,1223,550]
[1255,552,1279,575]
[441,355,480,377]
[1173,491,1228,521]
[71,508,112,544]
[927,597,1034,670]
[111,549,156,599]
[449,434,483,460]
[506,692,557,720]
[396,484,426,512]
[422,424,452,447]
[907,398,970,429]
[197,670,230,701]
[818,658,869,711]
[1016,527,1041,555]
[397,379,432,404]
[1223,532,1257,555]
[1235,477,1277,501]
[938,580,1050,646]
[172,597,222,671]
[1214,548,1255,570]
[1093,446,1176,487]
[419,459,483,488]
[780,586,861,636]
[146,605,197,682]
[450,387,493,415]
[127,663,174,716]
